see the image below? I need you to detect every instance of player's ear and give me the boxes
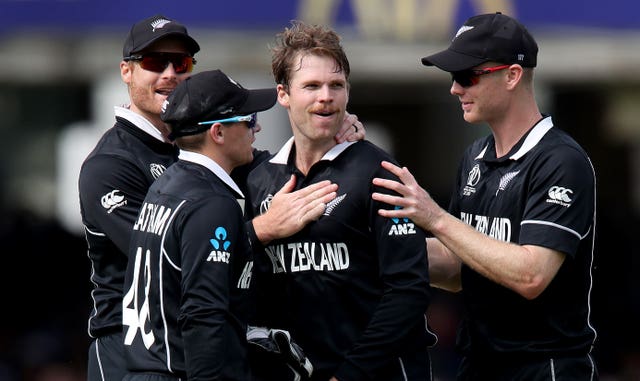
[277,84,290,108]
[121,61,132,85]
[208,123,225,144]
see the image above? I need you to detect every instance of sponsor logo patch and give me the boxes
[208,226,231,263]
[388,206,417,236]
[546,186,573,207]
[101,189,127,213]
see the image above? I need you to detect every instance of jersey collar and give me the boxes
[178,150,244,197]
[115,105,167,143]
[269,137,357,165]
[475,116,554,161]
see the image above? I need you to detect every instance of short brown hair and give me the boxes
[270,20,350,87]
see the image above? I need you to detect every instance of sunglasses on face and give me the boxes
[450,64,511,87]
[198,113,258,129]
[124,52,196,74]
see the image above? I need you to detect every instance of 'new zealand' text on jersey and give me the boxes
[450,116,597,357]
[122,152,253,380]
[245,139,437,381]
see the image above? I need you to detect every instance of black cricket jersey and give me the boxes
[245,139,437,381]
[79,107,179,338]
[122,151,253,380]
[79,106,267,340]
[450,116,597,358]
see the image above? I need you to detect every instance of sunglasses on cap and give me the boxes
[198,113,258,129]
[450,64,510,88]
[124,52,196,74]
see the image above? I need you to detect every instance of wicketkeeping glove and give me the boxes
[247,326,313,380]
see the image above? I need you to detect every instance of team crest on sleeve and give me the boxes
[388,206,417,236]
[207,226,231,263]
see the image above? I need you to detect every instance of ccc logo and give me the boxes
[548,186,573,203]
[101,190,125,208]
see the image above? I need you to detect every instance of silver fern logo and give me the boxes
[496,170,520,195]
[150,18,171,32]
[323,193,346,216]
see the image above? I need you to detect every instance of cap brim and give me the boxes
[421,49,487,72]
[237,88,278,116]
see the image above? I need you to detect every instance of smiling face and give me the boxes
[449,62,512,126]
[120,37,193,136]
[277,53,349,147]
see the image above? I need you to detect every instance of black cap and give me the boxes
[123,14,200,58]
[161,70,277,140]
[421,12,538,72]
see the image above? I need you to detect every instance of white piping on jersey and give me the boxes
[159,199,187,372]
[84,225,103,337]
[84,225,106,237]
[588,353,596,380]
[398,357,407,380]
[520,219,585,240]
[115,105,167,143]
[179,150,244,197]
[586,157,598,353]
[95,337,106,381]
[474,116,554,161]
[550,358,556,380]
[269,136,357,165]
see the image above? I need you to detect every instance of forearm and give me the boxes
[430,213,563,299]
[426,237,462,292]
[250,214,277,245]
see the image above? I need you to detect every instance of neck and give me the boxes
[489,95,542,158]
[294,137,336,175]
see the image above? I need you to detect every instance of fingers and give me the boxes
[335,112,363,143]
[301,200,328,222]
[380,160,414,182]
[294,180,335,198]
[372,177,403,194]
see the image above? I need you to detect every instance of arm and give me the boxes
[79,155,150,253]
[181,198,251,379]
[426,237,462,292]
[372,160,564,300]
[251,175,338,244]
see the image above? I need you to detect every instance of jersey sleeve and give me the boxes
[177,196,247,380]
[79,154,150,253]
[519,146,595,258]
[335,159,434,380]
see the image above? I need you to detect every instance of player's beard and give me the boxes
[129,81,166,118]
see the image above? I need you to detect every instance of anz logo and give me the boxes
[207,226,231,263]
[388,206,417,236]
